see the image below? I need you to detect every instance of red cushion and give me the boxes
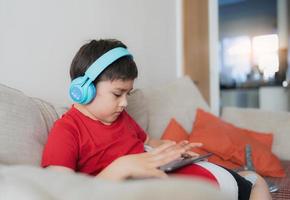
[189,109,285,178]
[161,118,189,142]
[161,118,241,170]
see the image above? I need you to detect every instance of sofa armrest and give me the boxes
[0,165,231,200]
[221,107,290,160]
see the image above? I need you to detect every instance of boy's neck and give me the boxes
[73,104,112,125]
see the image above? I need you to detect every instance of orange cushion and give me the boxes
[161,118,241,169]
[189,109,285,178]
[161,118,189,142]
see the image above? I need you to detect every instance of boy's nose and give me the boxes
[119,96,128,108]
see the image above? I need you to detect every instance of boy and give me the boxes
[42,39,271,199]
[41,39,198,180]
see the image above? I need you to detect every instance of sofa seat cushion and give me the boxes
[0,83,59,165]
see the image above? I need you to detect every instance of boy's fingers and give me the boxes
[152,150,183,167]
[150,169,168,178]
[182,151,199,158]
[152,148,181,161]
[177,141,202,150]
[151,141,176,154]
[179,140,189,145]
[133,168,168,179]
[189,142,203,147]
[174,142,200,154]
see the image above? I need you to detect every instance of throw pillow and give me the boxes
[161,118,241,169]
[161,118,189,142]
[189,109,285,177]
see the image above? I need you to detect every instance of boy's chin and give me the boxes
[100,115,119,125]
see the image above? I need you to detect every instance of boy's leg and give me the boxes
[238,171,272,200]
[196,162,239,199]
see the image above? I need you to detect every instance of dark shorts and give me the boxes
[222,167,253,200]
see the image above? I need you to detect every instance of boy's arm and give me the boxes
[98,142,185,181]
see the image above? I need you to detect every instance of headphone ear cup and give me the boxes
[83,82,96,104]
[69,76,87,103]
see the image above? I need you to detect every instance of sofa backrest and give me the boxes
[141,76,209,139]
[0,83,150,166]
[222,107,290,160]
[0,76,209,166]
[0,83,60,165]
[126,89,149,132]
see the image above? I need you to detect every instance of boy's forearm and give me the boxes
[97,158,129,181]
[97,169,126,181]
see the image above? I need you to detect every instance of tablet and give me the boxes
[159,153,213,172]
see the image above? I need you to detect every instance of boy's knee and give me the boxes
[239,171,267,187]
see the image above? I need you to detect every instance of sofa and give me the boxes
[0,76,289,199]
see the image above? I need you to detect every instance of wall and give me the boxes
[0,0,177,106]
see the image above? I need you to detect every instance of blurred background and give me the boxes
[219,0,290,112]
[0,0,289,114]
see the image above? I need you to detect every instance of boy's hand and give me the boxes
[147,138,202,158]
[104,142,191,180]
[150,139,202,158]
[177,140,202,158]
[99,141,203,181]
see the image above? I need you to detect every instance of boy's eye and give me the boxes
[113,90,132,97]
[113,93,122,97]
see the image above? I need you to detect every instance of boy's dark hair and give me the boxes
[70,39,138,85]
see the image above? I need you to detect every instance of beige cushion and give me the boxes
[126,89,148,132]
[142,76,209,139]
[0,84,59,165]
[221,107,290,160]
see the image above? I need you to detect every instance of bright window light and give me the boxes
[220,34,280,85]
[222,36,251,83]
[252,34,279,80]
[252,34,279,54]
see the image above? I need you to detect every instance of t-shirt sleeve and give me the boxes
[125,112,148,142]
[41,120,78,170]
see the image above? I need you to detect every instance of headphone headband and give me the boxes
[85,47,131,81]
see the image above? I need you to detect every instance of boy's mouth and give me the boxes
[114,111,122,115]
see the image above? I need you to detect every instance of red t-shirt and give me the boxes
[41,106,218,185]
[41,106,147,175]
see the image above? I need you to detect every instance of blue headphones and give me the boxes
[69,47,132,104]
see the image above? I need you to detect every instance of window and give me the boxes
[220,34,279,87]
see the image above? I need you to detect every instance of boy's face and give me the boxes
[85,79,134,125]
